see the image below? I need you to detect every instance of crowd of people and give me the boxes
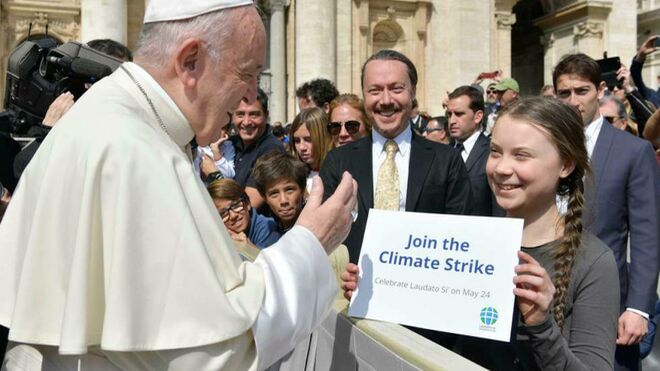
[0,0,658,370]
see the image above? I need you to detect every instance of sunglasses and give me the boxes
[327,120,361,136]
[423,128,444,134]
[603,116,623,123]
[218,198,246,222]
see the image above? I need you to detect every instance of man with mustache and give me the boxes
[320,49,472,263]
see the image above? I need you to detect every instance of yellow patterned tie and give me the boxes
[375,140,400,210]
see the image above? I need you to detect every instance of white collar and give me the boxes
[584,115,603,138]
[459,129,481,155]
[583,115,603,159]
[372,124,412,157]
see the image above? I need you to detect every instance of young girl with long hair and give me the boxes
[342,97,620,370]
[289,107,334,193]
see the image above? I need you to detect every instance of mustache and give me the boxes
[375,103,401,112]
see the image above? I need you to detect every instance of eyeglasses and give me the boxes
[487,89,497,94]
[218,199,246,222]
[423,128,444,134]
[603,116,623,124]
[327,120,361,136]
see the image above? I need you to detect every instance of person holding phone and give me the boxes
[342,97,620,369]
[631,35,660,107]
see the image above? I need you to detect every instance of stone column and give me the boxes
[81,0,127,44]
[269,0,287,124]
[335,0,352,94]
[541,32,556,85]
[295,0,336,92]
[494,11,516,77]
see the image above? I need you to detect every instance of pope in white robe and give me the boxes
[0,1,357,370]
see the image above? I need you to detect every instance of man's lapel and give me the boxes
[465,133,488,172]
[350,138,374,211]
[406,134,435,211]
[591,120,615,185]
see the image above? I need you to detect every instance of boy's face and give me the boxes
[555,74,605,126]
[264,178,304,227]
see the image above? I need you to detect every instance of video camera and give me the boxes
[1,38,122,135]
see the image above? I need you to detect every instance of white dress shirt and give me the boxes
[584,115,604,159]
[457,129,482,162]
[372,126,412,211]
[193,142,236,179]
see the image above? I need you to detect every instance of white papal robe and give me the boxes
[0,62,337,370]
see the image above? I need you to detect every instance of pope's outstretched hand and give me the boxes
[296,171,357,254]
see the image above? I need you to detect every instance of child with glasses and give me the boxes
[328,94,371,147]
[207,179,280,249]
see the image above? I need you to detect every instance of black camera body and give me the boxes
[1,38,122,135]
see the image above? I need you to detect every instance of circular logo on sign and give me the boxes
[480,307,499,326]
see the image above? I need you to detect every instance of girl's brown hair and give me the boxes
[288,107,334,170]
[497,97,590,330]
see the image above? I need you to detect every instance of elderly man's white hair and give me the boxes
[134,9,236,68]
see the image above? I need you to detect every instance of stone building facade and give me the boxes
[0,0,656,123]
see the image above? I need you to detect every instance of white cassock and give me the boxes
[0,62,337,370]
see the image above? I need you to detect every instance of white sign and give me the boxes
[348,209,523,342]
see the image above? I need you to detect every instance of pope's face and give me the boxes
[194,7,266,146]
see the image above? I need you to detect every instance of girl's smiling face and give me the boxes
[487,115,573,218]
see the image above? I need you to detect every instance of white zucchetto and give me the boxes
[144,0,253,23]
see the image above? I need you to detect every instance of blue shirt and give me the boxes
[247,208,281,249]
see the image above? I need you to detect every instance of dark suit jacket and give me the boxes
[320,132,472,263]
[585,121,659,314]
[464,133,504,217]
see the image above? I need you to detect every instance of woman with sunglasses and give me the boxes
[207,179,281,249]
[328,93,371,147]
[289,107,335,193]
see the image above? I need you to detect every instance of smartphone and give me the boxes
[654,37,660,48]
[596,56,622,90]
